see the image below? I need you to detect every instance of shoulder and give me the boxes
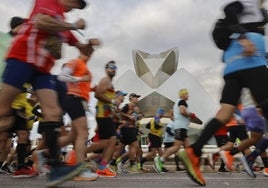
[98,76,111,86]
[34,0,65,16]
[178,99,187,106]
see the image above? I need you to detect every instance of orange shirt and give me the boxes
[65,58,91,101]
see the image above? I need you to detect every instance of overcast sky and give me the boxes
[1,0,268,102]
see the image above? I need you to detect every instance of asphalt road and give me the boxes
[1,170,267,188]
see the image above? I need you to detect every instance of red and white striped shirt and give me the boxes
[6,0,78,73]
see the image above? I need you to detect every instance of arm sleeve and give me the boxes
[166,127,175,136]
[32,104,43,118]
[57,66,83,83]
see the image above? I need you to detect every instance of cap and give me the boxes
[79,0,87,9]
[156,108,165,116]
[115,90,127,96]
[10,17,26,29]
[129,93,141,99]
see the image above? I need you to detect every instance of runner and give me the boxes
[179,1,268,186]
[0,0,94,187]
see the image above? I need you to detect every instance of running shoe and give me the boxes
[218,168,231,174]
[65,150,77,165]
[47,162,86,187]
[239,155,256,178]
[73,169,99,181]
[153,156,163,173]
[207,153,219,170]
[140,167,150,173]
[125,164,142,174]
[252,165,263,172]
[219,150,234,171]
[178,148,206,186]
[175,166,186,172]
[13,166,37,178]
[107,164,117,173]
[32,150,47,174]
[161,167,169,172]
[116,162,127,174]
[0,164,12,174]
[233,161,240,171]
[96,167,117,178]
[263,167,268,177]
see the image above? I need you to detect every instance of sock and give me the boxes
[230,147,239,156]
[110,159,116,166]
[191,118,224,157]
[261,157,268,168]
[174,155,180,168]
[99,160,108,170]
[219,159,225,170]
[17,143,27,169]
[141,157,147,165]
[130,160,135,166]
[41,121,61,166]
[122,157,128,164]
[26,160,34,167]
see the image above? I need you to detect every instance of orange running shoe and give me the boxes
[178,148,206,186]
[13,166,37,178]
[263,167,268,177]
[96,167,117,178]
[65,150,77,166]
[219,150,234,171]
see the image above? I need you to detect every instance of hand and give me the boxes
[238,38,256,57]
[81,74,91,82]
[76,43,94,57]
[73,19,86,30]
[89,38,101,46]
[189,113,197,119]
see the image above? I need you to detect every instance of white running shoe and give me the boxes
[73,169,99,181]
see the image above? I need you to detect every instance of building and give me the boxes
[114,48,218,145]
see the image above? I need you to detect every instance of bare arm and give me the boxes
[34,13,85,33]
[179,105,189,117]
[34,14,100,57]
[95,77,113,103]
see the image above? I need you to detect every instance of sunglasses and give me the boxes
[107,65,117,70]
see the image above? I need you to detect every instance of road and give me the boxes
[1,170,267,188]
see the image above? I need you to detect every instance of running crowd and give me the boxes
[1,0,268,187]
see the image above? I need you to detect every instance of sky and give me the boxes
[1,0,268,103]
